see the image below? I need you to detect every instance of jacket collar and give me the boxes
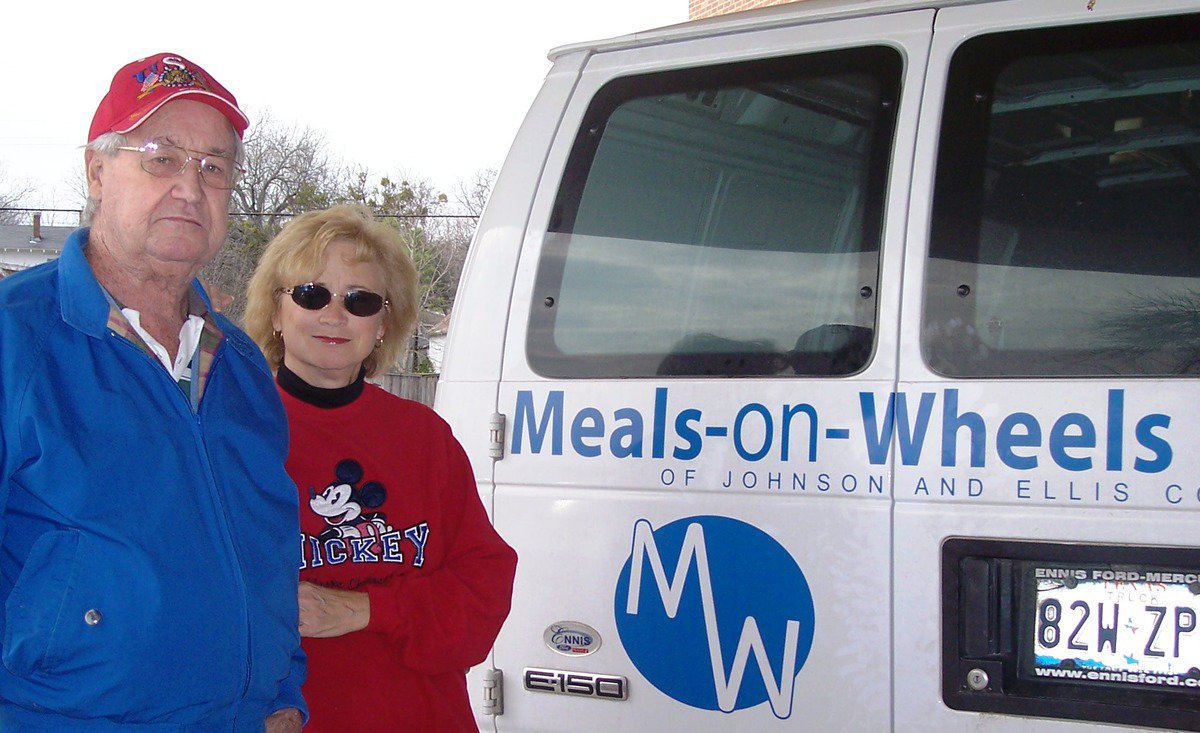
[57,227,225,339]
[57,228,112,338]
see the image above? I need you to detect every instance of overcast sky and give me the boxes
[0,1,685,217]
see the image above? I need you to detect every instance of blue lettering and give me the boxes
[1049,413,1096,472]
[652,387,668,459]
[405,523,430,567]
[673,409,702,460]
[942,389,985,468]
[1106,390,1124,471]
[381,531,404,563]
[513,390,563,455]
[571,408,604,457]
[1134,414,1172,473]
[511,388,1173,477]
[781,403,818,462]
[611,408,644,458]
[896,393,936,465]
[860,391,935,466]
[997,412,1040,470]
[325,538,348,565]
[349,536,378,563]
[733,403,772,461]
[307,535,323,568]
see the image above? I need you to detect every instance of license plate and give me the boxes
[1029,564,1200,690]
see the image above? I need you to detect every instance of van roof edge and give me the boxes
[547,0,981,62]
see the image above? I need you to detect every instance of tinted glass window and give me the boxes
[528,48,901,378]
[925,15,1200,377]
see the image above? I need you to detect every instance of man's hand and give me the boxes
[298,581,370,638]
[265,707,302,733]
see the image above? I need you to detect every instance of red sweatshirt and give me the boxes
[280,383,517,732]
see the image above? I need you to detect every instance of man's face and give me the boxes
[86,99,237,279]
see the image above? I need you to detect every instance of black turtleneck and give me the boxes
[276,362,366,409]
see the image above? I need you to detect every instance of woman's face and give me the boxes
[273,238,388,388]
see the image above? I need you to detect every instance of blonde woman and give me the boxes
[245,204,516,731]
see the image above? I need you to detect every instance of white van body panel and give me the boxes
[439,53,590,481]
[440,0,1200,730]
[489,10,931,732]
[887,1,1200,730]
[442,55,589,730]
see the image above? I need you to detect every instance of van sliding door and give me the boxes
[490,10,932,731]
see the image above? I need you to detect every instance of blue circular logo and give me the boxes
[614,515,815,718]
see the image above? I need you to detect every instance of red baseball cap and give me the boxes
[88,52,249,143]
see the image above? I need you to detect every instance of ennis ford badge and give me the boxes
[544,621,602,657]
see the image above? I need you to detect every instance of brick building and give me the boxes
[689,0,800,19]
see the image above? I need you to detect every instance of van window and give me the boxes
[924,15,1200,377]
[528,47,901,378]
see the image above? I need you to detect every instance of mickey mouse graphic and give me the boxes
[309,458,393,542]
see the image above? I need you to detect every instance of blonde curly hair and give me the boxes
[244,204,419,377]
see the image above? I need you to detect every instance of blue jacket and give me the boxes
[0,229,306,730]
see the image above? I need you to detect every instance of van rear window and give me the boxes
[925,14,1200,377]
[527,47,901,378]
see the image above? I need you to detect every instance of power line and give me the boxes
[0,207,81,214]
[0,207,479,220]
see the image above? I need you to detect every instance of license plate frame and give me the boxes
[1020,562,1200,690]
[943,538,1200,731]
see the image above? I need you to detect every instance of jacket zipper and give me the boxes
[109,332,254,704]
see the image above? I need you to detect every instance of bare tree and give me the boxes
[232,111,345,244]
[198,116,494,345]
[345,172,457,314]
[454,168,496,218]
[203,113,347,322]
[0,164,33,225]
[434,168,496,310]
[341,170,494,372]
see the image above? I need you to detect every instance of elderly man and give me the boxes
[0,54,304,730]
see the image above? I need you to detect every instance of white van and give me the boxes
[435,0,1200,729]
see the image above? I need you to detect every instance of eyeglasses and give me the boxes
[279,283,389,317]
[115,140,244,190]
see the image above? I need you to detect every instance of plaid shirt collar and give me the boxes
[57,230,227,405]
[104,286,224,404]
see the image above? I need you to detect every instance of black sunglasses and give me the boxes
[280,283,389,317]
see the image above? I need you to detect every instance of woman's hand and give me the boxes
[298,581,371,638]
